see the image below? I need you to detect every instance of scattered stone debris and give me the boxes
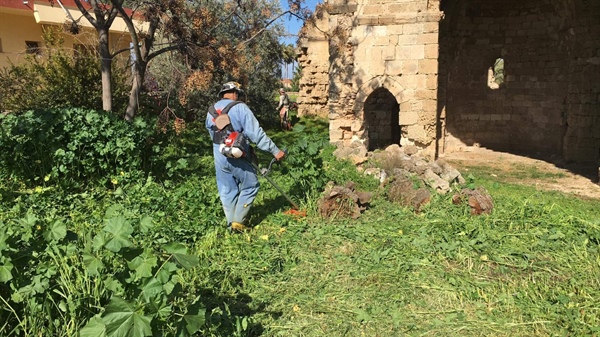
[452,187,494,215]
[366,144,466,194]
[386,178,431,212]
[332,143,493,215]
[318,181,373,219]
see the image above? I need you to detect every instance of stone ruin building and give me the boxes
[296,0,600,178]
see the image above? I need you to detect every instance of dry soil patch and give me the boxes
[441,148,600,200]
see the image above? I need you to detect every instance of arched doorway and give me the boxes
[364,88,400,151]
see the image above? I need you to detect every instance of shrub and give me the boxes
[0,26,128,113]
[0,108,155,187]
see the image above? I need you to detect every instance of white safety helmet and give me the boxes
[218,81,242,98]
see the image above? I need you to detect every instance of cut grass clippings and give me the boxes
[181,150,600,336]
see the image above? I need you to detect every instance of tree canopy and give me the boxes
[42,0,312,120]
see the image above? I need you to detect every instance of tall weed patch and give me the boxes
[0,108,155,187]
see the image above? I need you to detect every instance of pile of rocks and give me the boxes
[336,144,465,193]
[333,144,493,214]
[317,181,372,219]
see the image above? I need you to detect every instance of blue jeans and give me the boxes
[214,150,260,225]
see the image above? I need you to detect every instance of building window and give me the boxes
[25,41,41,55]
[487,57,505,89]
[0,38,3,53]
[493,58,504,85]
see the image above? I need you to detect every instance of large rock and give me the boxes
[422,168,450,194]
[333,145,368,165]
[387,177,431,212]
[318,181,372,219]
[452,187,494,215]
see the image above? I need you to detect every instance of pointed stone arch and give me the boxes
[353,76,405,150]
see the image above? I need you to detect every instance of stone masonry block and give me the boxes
[424,44,439,59]
[370,46,383,61]
[369,61,386,75]
[398,34,418,45]
[377,16,395,25]
[407,124,427,142]
[415,89,437,100]
[400,110,419,125]
[351,25,366,38]
[382,45,395,60]
[398,45,425,60]
[386,60,403,75]
[374,36,390,46]
[419,109,437,125]
[388,25,403,35]
[372,26,388,37]
[421,99,437,112]
[400,101,412,112]
[362,5,383,15]
[330,119,351,130]
[351,120,363,132]
[399,75,420,90]
[426,74,438,89]
[389,2,427,13]
[423,22,439,33]
[401,60,419,75]
[417,33,438,45]
[418,59,438,74]
[356,16,380,25]
[330,129,344,141]
[403,23,424,35]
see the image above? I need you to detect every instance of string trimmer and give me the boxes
[245,152,300,211]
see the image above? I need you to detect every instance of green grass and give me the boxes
[458,163,568,181]
[186,178,600,336]
[1,116,599,336]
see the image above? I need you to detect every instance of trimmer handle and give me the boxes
[262,148,287,176]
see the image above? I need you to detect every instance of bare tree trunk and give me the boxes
[98,28,113,112]
[124,61,145,121]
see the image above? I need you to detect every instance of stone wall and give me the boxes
[562,0,600,163]
[297,11,330,118]
[440,0,600,164]
[298,0,599,167]
[298,0,443,157]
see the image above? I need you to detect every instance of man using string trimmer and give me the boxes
[206,81,286,232]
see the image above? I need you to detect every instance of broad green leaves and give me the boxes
[0,260,13,282]
[103,298,153,337]
[127,250,158,279]
[83,252,105,275]
[80,298,152,337]
[103,216,134,252]
[0,107,152,187]
[177,301,206,337]
[165,243,200,269]
[79,316,106,337]
[43,220,67,241]
[76,209,204,336]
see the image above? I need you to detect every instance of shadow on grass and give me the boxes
[200,287,282,336]
[0,188,23,205]
[248,195,297,227]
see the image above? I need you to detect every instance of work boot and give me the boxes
[229,222,249,233]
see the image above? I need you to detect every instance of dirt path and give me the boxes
[441,148,600,200]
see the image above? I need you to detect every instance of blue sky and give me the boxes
[278,0,320,78]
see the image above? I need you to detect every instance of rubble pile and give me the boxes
[334,144,494,215]
[317,181,372,219]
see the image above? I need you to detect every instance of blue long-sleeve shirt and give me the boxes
[206,99,280,156]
